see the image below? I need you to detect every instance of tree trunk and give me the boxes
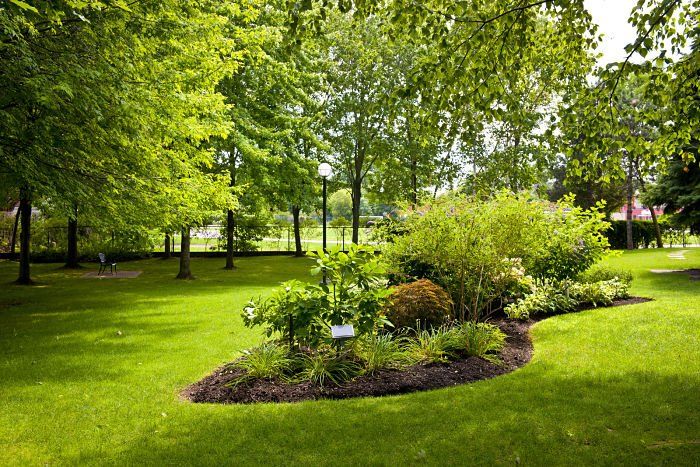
[411,155,418,209]
[646,205,664,248]
[407,125,418,208]
[10,202,20,254]
[225,209,235,269]
[635,174,663,250]
[625,159,634,250]
[176,226,193,279]
[16,188,33,285]
[65,221,79,268]
[292,205,303,257]
[64,205,80,268]
[164,233,171,259]
[225,149,237,269]
[351,178,361,244]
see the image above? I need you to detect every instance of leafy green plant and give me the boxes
[329,217,351,228]
[455,322,507,363]
[505,278,630,320]
[353,333,408,374]
[229,342,294,386]
[577,265,633,286]
[383,192,610,321]
[384,279,453,330]
[242,245,392,348]
[298,351,360,387]
[243,280,326,349]
[308,244,393,336]
[404,326,461,364]
[528,196,611,282]
[504,283,578,320]
[568,279,630,307]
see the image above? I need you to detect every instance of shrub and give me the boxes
[605,220,658,249]
[568,279,630,306]
[404,326,461,364]
[353,333,407,374]
[577,265,633,286]
[505,278,630,320]
[384,279,453,330]
[504,283,578,320]
[455,322,507,363]
[528,199,610,282]
[382,192,609,321]
[243,245,392,348]
[230,342,294,385]
[329,217,351,228]
[298,351,360,387]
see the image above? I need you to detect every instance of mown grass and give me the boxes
[0,249,698,465]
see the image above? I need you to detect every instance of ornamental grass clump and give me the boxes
[353,333,408,374]
[404,326,462,364]
[297,351,361,387]
[455,322,507,363]
[229,342,295,386]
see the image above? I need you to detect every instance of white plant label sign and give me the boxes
[330,324,355,339]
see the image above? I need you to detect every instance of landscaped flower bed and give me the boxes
[184,195,646,404]
[182,298,650,404]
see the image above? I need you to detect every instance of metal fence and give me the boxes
[172,224,379,253]
[0,223,381,254]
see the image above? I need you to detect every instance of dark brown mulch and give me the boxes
[181,297,651,405]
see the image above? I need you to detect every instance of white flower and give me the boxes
[244,306,256,320]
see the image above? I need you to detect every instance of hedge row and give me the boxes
[605,220,660,249]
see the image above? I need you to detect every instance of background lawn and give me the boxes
[0,250,698,465]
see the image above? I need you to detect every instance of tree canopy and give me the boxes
[2,0,699,280]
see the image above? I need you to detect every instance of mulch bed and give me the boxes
[181,297,652,405]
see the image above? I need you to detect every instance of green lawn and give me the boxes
[0,250,698,465]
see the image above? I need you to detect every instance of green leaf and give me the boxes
[9,0,38,13]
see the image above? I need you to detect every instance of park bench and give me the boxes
[98,253,117,275]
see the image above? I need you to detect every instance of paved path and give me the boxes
[667,250,689,260]
[82,271,142,279]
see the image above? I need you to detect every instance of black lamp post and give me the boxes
[318,162,333,284]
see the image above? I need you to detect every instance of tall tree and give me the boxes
[324,14,404,243]
[644,148,700,233]
[216,0,325,264]
[0,1,243,282]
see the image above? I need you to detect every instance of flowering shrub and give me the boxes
[528,197,611,282]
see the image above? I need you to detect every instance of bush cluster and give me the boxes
[237,191,634,389]
[24,217,156,262]
[605,220,659,249]
[577,265,633,286]
[381,192,610,320]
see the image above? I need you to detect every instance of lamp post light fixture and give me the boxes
[318,162,333,284]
